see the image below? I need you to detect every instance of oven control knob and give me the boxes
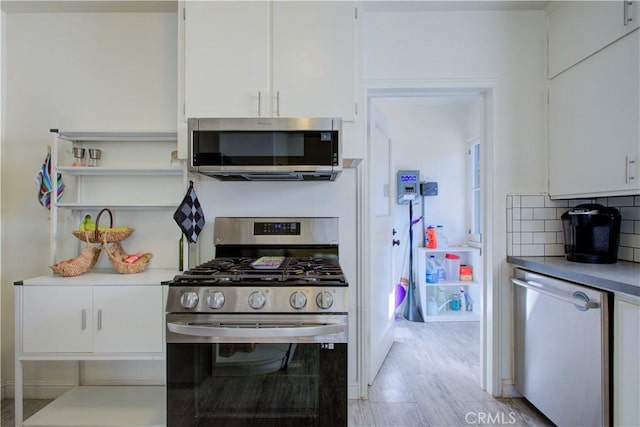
[289,291,307,310]
[316,291,334,309]
[248,291,267,310]
[180,291,199,309]
[206,291,225,310]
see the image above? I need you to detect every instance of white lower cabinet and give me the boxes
[15,271,174,426]
[22,285,163,355]
[93,286,163,353]
[614,293,640,427]
[416,247,481,322]
[23,286,93,354]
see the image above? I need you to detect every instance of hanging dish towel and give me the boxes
[173,180,205,243]
[34,150,64,210]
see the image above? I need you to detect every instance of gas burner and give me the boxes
[173,256,347,287]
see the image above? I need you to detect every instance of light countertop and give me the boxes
[507,256,640,297]
[15,268,180,286]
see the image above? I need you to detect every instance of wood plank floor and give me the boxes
[2,320,553,426]
[349,319,554,427]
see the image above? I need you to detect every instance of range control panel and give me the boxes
[254,221,301,235]
[397,170,420,205]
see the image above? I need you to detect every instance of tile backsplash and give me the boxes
[507,194,640,263]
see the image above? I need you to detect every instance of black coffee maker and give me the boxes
[561,204,621,264]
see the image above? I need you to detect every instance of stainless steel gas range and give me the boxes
[165,217,348,427]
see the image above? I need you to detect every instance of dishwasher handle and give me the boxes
[510,277,599,310]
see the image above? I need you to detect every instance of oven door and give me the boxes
[166,314,348,427]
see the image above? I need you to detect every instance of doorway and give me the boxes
[360,82,496,399]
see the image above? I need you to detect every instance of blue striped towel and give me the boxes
[34,151,64,209]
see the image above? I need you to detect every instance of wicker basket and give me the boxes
[72,208,133,243]
[103,238,152,274]
[50,237,101,277]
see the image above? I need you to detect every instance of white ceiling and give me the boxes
[1,1,177,14]
[363,0,550,12]
[1,1,551,14]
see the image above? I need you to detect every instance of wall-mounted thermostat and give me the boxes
[397,170,420,205]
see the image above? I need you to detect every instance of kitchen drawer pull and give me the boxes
[97,309,102,330]
[510,278,599,310]
[276,91,280,117]
[81,309,87,330]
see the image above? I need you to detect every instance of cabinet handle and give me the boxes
[97,309,103,330]
[257,91,262,117]
[624,1,633,25]
[81,309,86,330]
[626,156,636,184]
[276,91,280,117]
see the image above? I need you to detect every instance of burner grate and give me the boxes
[173,256,347,286]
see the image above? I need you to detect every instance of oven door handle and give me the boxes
[167,321,347,339]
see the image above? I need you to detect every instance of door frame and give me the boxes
[358,79,499,398]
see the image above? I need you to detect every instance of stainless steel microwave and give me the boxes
[188,117,342,181]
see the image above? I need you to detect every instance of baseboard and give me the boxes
[348,382,360,399]
[501,379,522,398]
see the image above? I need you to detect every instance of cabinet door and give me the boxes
[93,286,163,353]
[548,1,639,78]
[22,286,93,353]
[272,1,355,120]
[184,1,269,118]
[614,295,640,427]
[549,31,639,198]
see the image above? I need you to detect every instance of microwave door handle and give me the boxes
[167,321,347,339]
[510,278,599,310]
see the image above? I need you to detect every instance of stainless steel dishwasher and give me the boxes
[511,268,612,427]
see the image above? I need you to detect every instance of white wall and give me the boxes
[1,12,177,398]
[364,9,547,393]
[373,101,470,284]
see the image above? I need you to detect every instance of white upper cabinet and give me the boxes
[548,1,639,78]
[184,1,356,120]
[548,30,639,198]
[184,1,269,118]
[271,1,355,119]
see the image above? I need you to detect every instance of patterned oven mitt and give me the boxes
[173,181,205,243]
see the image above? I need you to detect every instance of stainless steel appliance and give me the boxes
[511,268,611,426]
[165,217,348,426]
[561,204,621,264]
[188,117,342,181]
